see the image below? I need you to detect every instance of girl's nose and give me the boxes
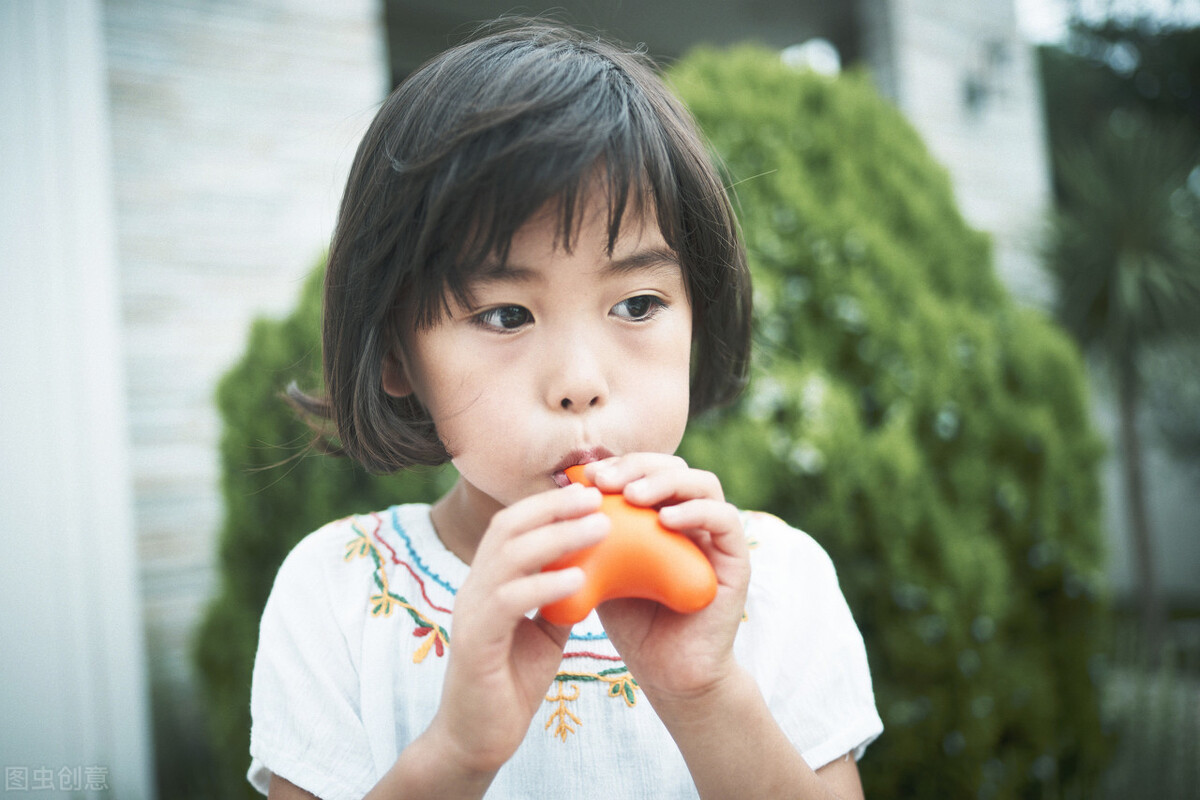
[560,392,601,410]
[547,332,609,412]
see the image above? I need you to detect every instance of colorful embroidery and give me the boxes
[411,625,446,661]
[544,684,582,740]
[347,507,775,739]
[372,520,453,614]
[545,667,640,741]
[562,649,623,662]
[345,515,450,664]
[388,507,459,596]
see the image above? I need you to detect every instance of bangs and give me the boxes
[387,30,687,328]
[435,160,682,320]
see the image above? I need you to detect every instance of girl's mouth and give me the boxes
[551,447,614,487]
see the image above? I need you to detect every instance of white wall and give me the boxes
[1090,370,1200,606]
[104,0,388,697]
[864,0,1055,308]
[0,2,154,797]
[2,0,388,791]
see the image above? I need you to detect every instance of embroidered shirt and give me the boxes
[247,504,882,799]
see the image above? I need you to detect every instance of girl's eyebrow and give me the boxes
[473,247,681,286]
[607,247,681,275]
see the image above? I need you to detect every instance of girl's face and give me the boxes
[385,192,693,514]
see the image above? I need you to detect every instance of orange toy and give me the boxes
[539,464,718,626]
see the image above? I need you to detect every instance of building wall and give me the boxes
[103,0,389,699]
[1,2,154,796]
[859,0,1054,308]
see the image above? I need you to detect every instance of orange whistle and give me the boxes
[539,464,719,626]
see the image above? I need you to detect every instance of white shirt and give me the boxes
[248,504,882,799]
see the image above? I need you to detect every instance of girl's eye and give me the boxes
[474,305,533,331]
[612,295,666,321]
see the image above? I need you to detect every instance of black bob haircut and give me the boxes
[292,19,752,473]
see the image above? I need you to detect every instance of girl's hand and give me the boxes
[582,457,862,800]
[585,454,750,706]
[419,483,609,779]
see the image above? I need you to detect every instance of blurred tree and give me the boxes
[1040,21,1199,144]
[1039,19,1200,651]
[1045,117,1200,652]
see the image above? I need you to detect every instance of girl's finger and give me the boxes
[584,453,687,492]
[491,566,587,618]
[658,499,746,556]
[621,467,724,508]
[498,512,610,576]
[478,484,601,556]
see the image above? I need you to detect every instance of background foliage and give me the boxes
[197,46,1112,799]
[1032,19,1200,798]
[669,47,1110,798]
[1037,16,1200,656]
[1039,20,1200,464]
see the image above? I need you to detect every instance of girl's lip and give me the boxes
[552,447,614,487]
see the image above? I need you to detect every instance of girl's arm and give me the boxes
[266,728,498,800]
[269,696,863,800]
[269,483,609,800]
[648,669,864,799]
[589,455,865,800]
[380,483,609,799]
[268,775,321,799]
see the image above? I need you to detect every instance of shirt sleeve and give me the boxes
[738,512,884,771]
[247,519,379,800]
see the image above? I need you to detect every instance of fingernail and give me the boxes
[559,566,586,591]
[580,512,610,536]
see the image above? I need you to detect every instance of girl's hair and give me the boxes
[291,19,752,474]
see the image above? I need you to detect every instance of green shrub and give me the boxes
[669,46,1111,798]
[197,46,1112,799]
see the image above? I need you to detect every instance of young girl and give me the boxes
[249,20,882,800]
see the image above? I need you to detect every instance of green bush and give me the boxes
[197,46,1112,799]
[669,47,1110,798]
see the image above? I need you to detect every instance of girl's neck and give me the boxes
[429,477,502,565]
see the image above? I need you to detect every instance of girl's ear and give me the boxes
[381,350,414,398]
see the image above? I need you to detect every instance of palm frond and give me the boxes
[1046,115,1200,360]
